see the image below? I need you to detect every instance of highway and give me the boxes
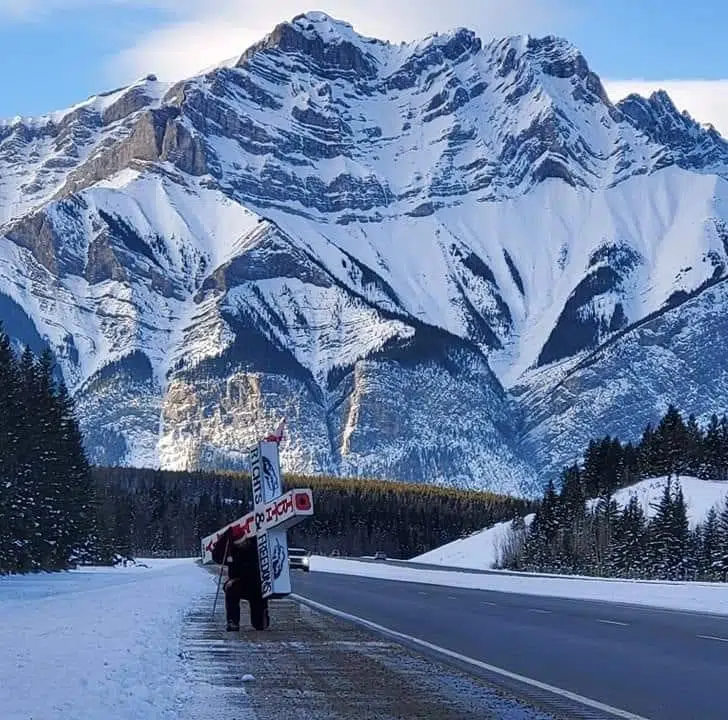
[292,570,728,720]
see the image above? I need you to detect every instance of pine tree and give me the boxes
[610,496,647,578]
[703,415,722,480]
[603,438,624,496]
[56,382,101,565]
[684,414,704,478]
[592,496,618,576]
[699,507,721,580]
[559,465,585,523]
[670,480,690,579]
[719,416,728,482]
[14,345,42,572]
[715,496,728,581]
[622,442,640,487]
[541,478,560,544]
[647,477,690,579]
[637,424,658,478]
[34,349,64,569]
[648,477,674,579]
[0,326,21,574]
[655,406,688,476]
[582,440,605,498]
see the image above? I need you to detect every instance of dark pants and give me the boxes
[224,578,269,630]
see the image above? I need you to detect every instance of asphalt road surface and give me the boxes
[292,571,728,720]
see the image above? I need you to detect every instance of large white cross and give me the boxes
[200,436,314,599]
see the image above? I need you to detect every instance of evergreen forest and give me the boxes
[503,406,728,581]
[0,327,102,573]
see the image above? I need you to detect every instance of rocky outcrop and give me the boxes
[617,90,728,171]
[238,14,379,79]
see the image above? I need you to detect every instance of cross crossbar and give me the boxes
[200,488,313,564]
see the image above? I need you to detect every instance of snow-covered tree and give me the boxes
[610,496,648,578]
[0,328,103,574]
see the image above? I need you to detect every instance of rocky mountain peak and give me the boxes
[487,34,611,109]
[617,89,728,171]
[289,11,360,40]
[236,11,381,78]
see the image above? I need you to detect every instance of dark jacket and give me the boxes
[211,531,262,594]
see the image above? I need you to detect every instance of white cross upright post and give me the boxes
[200,419,314,599]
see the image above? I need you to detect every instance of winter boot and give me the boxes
[226,620,240,632]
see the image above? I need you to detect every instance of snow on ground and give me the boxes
[413,515,535,570]
[310,556,728,616]
[0,559,212,720]
[588,475,728,528]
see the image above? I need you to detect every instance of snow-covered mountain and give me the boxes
[3,11,728,494]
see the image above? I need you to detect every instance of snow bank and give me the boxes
[70,557,197,573]
[309,556,728,615]
[0,559,212,720]
[413,515,535,570]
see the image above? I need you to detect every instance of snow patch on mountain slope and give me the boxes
[0,169,263,392]
[0,77,170,227]
[225,279,414,386]
[88,169,263,280]
[259,167,728,388]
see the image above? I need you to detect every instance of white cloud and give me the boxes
[604,80,728,138]
[108,0,571,83]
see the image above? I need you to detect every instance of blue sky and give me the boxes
[1,0,727,133]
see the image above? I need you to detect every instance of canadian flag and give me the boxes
[264,417,286,443]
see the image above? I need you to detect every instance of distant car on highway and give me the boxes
[374,551,387,560]
[288,547,311,572]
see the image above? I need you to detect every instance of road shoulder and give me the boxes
[180,589,557,720]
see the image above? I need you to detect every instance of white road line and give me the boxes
[417,591,428,596]
[697,634,728,643]
[597,619,629,627]
[481,601,498,606]
[292,594,650,720]
[447,595,457,600]
[528,608,552,614]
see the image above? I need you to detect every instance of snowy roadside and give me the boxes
[0,559,211,720]
[1,561,558,720]
[310,556,728,616]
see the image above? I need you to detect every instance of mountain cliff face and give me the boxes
[2,11,728,495]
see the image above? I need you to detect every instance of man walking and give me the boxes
[211,526,270,631]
